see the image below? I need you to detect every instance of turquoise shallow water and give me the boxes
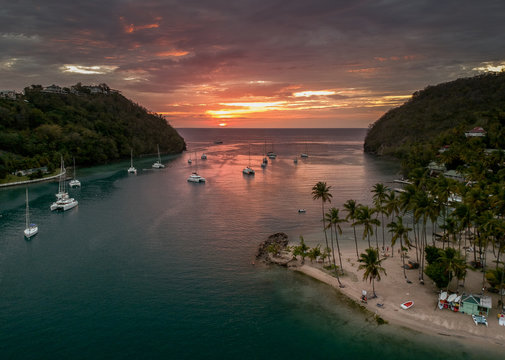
[0,129,500,359]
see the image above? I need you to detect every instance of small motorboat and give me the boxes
[298,209,306,213]
[400,300,414,310]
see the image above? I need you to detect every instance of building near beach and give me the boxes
[460,294,492,316]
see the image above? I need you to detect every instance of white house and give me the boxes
[465,127,486,137]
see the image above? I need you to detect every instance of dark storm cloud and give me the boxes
[1,0,504,125]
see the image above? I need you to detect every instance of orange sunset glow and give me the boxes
[2,1,504,128]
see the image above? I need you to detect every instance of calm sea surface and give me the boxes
[0,128,498,359]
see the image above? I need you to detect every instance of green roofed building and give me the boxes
[460,294,492,316]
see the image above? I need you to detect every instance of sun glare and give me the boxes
[218,123,227,127]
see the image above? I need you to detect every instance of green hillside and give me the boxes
[0,83,185,179]
[364,72,505,157]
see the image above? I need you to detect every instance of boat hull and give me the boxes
[24,226,38,238]
[69,180,81,187]
[401,301,414,310]
[50,199,78,211]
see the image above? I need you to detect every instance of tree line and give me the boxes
[0,83,186,179]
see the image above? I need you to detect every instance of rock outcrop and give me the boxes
[256,232,293,266]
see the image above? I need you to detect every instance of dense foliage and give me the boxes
[364,72,505,172]
[0,83,186,178]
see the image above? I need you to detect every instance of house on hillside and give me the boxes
[0,90,18,99]
[465,127,486,137]
[42,85,67,94]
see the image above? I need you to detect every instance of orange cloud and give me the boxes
[156,50,190,57]
[120,17,159,33]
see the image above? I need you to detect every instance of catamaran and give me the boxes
[69,157,81,187]
[50,157,78,211]
[187,152,206,183]
[24,188,38,238]
[128,149,137,174]
[152,144,165,168]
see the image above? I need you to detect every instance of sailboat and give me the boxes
[152,144,165,168]
[50,156,78,211]
[188,152,192,164]
[128,149,137,174]
[187,152,206,183]
[261,140,268,168]
[267,141,277,159]
[24,188,38,238]
[300,142,309,158]
[243,144,255,175]
[69,157,81,187]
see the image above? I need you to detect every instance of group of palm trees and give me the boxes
[310,165,505,303]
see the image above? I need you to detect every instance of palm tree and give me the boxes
[344,199,360,260]
[312,181,333,266]
[355,205,379,248]
[326,207,345,274]
[384,190,401,256]
[388,216,412,281]
[372,183,389,250]
[438,247,466,292]
[358,247,387,298]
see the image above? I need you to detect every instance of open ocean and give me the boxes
[0,128,498,359]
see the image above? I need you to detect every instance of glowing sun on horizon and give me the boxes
[219,123,227,127]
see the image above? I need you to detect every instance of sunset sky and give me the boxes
[1,0,504,128]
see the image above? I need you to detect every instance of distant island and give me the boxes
[0,83,185,181]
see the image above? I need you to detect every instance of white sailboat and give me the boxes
[24,188,38,238]
[128,149,137,174]
[300,142,309,158]
[267,141,277,159]
[152,144,165,168]
[243,144,255,175]
[187,152,206,183]
[50,157,78,211]
[69,157,81,187]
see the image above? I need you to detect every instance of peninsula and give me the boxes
[0,83,185,182]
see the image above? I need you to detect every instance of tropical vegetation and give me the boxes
[0,83,186,180]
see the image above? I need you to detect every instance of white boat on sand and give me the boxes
[400,300,414,310]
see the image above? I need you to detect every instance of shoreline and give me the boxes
[270,246,505,352]
[0,169,65,188]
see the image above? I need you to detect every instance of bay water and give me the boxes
[0,129,496,359]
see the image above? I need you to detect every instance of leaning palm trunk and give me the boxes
[353,226,359,260]
[399,235,406,279]
[335,225,344,274]
[329,226,338,276]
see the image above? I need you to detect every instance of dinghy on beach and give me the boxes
[401,301,414,310]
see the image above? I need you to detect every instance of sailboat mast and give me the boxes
[25,188,29,228]
[131,149,133,167]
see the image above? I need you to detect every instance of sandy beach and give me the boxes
[275,246,505,350]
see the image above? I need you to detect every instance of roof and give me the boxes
[469,127,486,133]
[480,296,492,308]
[461,294,492,308]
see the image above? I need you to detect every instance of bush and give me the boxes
[425,262,450,288]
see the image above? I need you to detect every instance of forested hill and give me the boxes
[364,72,505,156]
[0,83,186,178]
